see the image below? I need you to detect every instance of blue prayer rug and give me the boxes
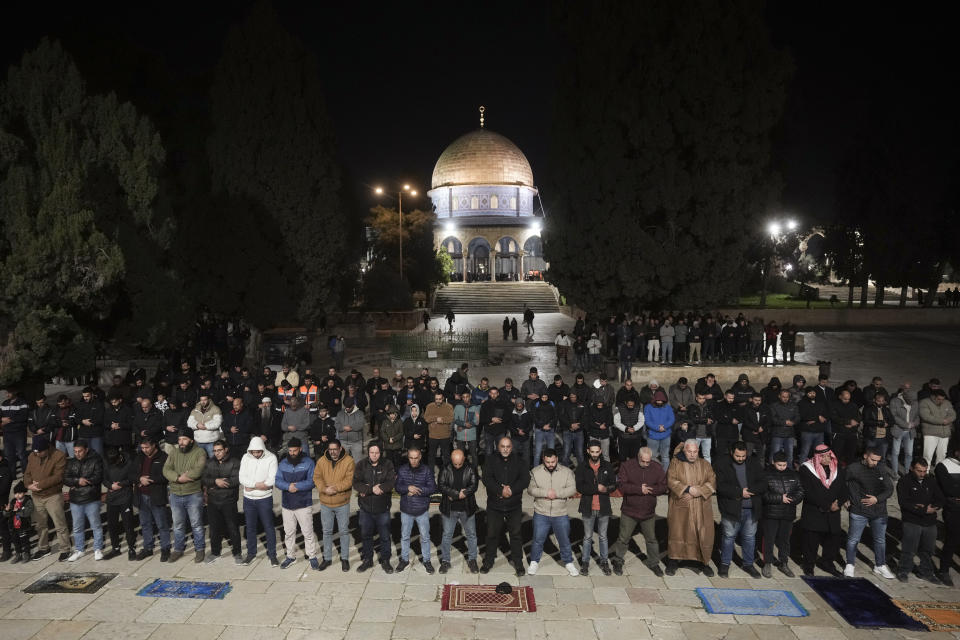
[136,578,231,600]
[695,587,808,617]
[802,576,927,630]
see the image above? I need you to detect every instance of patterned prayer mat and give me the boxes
[136,578,231,600]
[802,576,926,630]
[893,600,960,632]
[441,584,536,612]
[24,572,117,594]
[695,587,808,617]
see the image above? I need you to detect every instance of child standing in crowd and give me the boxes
[1,482,34,563]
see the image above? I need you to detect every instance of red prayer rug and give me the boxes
[893,600,960,632]
[441,584,537,613]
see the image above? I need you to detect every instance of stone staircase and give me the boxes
[432,282,560,314]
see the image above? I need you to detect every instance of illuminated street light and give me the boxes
[768,222,781,237]
[787,219,798,231]
[444,222,455,234]
[374,184,417,281]
[531,222,542,234]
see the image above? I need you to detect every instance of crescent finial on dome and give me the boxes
[479,105,485,129]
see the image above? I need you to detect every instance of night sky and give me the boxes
[1,1,954,222]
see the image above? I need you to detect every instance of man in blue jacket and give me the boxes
[275,438,320,570]
[644,390,675,470]
[396,446,437,573]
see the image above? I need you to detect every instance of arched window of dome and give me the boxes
[510,196,517,209]
[471,196,479,210]
[490,195,499,209]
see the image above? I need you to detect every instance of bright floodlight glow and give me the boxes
[444,222,455,234]
[403,184,410,191]
[410,190,417,196]
[768,222,781,237]
[374,187,383,194]
[787,219,798,230]
[784,264,793,272]
[531,222,542,234]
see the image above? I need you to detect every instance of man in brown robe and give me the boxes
[665,439,716,576]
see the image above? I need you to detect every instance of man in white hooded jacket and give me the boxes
[239,437,279,565]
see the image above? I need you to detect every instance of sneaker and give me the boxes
[874,564,895,580]
[717,564,729,578]
[844,564,856,578]
[241,554,255,566]
[743,565,761,579]
[68,550,84,562]
[357,559,374,573]
[58,551,71,562]
[168,550,183,562]
[527,560,539,576]
[103,548,121,561]
[194,550,205,563]
[467,559,479,574]
[341,560,350,572]
[564,562,580,577]
[579,562,589,576]
[309,558,320,571]
[381,561,394,574]
[701,564,714,577]
[423,561,435,575]
[205,553,220,565]
[32,549,52,561]
[599,561,612,576]
[762,564,772,578]
[611,558,623,576]
[94,550,104,561]
[439,561,451,574]
[649,565,664,577]
[269,556,280,567]
[159,549,170,562]
[315,558,330,571]
[395,559,409,572]
[280,557,296,570]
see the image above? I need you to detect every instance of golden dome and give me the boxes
[431,130,534,189]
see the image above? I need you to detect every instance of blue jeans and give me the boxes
[3,431,28,475]
[197,442,214,458]
[320,503,350,561]
[648,437,672,471]
[359,509,392,562]
[56,440,75,458]
[697,437,712,463]
[169,492,205,552]
[70,500,104,552]
[581,510,609,562]
[138,493,171,552]
[890,430,914,475]
[400,511,431,562]
[244,496,276,558]
[720,509,758,567]
[619,360,632,382]
[87,437,104,457]
[530,513,573,564]
[533,429,558,467]
[562,430,584,467]
[661,341,673,363]
[846,513,887,566]
[769,436,794,465]
[441,510,477,562]
[798,431,824,463]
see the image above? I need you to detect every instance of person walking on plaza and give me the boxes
[523,306,535,336]
[239,436,279,565]
[799,444,847,576]
[576,440,617,575]
[163,428,207,562]
[843,448,895,578]
[446,309,456,332]
[761,451,803,577]
[934,442,960,585]
[63,440,104,561]
[897,458,944,583]
[527,448,579,576]
[396,446,437,573]
[23,435,71,561]
[276,438,319,570]
[609,446,667,576]
[202,440,242,563]
[482,436,529,575]
[920,389,956,468]
[313,438,354,571]
[354,441,397,573]
[438,448,479,573]
[714,441,764,578]
[555,330,571,367]
[665,439,716,576]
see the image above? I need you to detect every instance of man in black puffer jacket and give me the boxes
[714,442,765,578]
[203,439,242,563]
[438,449,480,574]
[63,440,105,560]
[481,436,530,575]
[761,451,803,577]
[102,447,138,560]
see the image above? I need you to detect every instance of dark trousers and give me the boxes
[384,449,403,473]
[244,496,276,559]
[762,518,792,565]
[939,511,960,572]
[483,508,523,567]
[900,521,937,577]
[428,437,452,471]
[208,500,241,557]
[105,502,137,552]
[1,518,32,553]
[802,528,841,570]
[832,430,859,466]
[619,438,642,462]
[3,431,28,475]
[358,508,392,563]
[454,439,478,468]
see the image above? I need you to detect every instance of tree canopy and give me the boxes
[543,2,791,311]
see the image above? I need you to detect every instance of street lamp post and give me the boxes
[759,218,797,308]
[375,184,417,281]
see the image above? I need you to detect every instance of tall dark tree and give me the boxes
[207,1,351,326]
[0,40,168,386]
[543,2,791,311]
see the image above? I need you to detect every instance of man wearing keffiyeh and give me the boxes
[798,444,849,576]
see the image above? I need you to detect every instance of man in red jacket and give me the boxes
[609,446,668,576]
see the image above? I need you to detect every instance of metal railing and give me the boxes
[390,329,488,361]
